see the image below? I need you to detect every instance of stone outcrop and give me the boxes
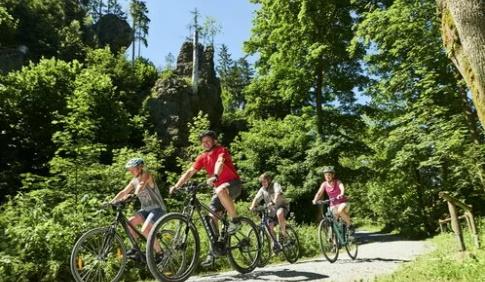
[145,42,223,146]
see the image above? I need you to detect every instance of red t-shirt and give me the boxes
[193,145,240,187]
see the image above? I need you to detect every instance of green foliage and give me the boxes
[377,222,485,281]
[352,0,485,235]
[0,0,90,60]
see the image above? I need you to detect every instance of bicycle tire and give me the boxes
[227,216,261,273]
[318,219,339,263]
[146,212,200,282]
[281,225,300,264]
[248,227,271,267]
[70,227,127,282]
[345,232,358,260]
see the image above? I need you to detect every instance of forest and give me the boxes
[0,0,484,281]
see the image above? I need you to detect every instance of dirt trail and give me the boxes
[188,231,433,282]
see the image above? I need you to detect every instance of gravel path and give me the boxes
[188,231,433,282]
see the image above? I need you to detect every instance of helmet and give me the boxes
[198,130,217,141]
[322,166,335,174]
[125,158,144,169]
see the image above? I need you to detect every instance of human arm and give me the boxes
[170,167,198,194]
[111,182,135,203]
[207,152,225,185]
[249,189,264,210]
[337,181,345,199]
[312,183,325,204]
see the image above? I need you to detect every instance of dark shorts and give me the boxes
[209,179,242,213]
[268,205,289,225]
[136,207,166,224]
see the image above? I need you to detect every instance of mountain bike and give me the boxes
[250,204,300,266]
[146,182,261,282]
[70,195,171,282]
[314,199,358,263]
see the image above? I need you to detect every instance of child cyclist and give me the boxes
[312,166,354,233]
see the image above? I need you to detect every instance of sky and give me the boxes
[120,0,258,68]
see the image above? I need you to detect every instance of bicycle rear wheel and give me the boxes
[281,225,300,264]
[227,216,261,273]
[147,213,200,282]
[318,219,339,263]
[70,227,127,282]
[345,231,358,260]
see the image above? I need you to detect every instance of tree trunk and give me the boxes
[131,21,136,65]
[315,69,324,138]
[438,0,485,130]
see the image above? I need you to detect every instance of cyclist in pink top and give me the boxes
[312,166,354,232]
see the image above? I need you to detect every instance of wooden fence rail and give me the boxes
[438,191,480,251]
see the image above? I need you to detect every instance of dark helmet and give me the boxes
[198,130,217,141]
[322,166,335,174]
[125,157,144,169]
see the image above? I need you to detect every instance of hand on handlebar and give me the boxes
[206,176,217,186]
[169,185,178,195]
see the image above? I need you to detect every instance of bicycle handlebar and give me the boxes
[313,196,350,206]
[103,194,136,209]
[251,204,271,212]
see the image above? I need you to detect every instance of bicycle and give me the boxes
[70,194,172,282]
[146,182,261,282]
[250,204,300,266]
[314,199,358,263]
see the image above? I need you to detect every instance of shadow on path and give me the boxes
[355,231,405,246]
[202,268,329,281]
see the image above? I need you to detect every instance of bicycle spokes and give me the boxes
[71,227,127,282]
[227,217,260,273]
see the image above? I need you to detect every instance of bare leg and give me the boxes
[215,184,238,219]
[276,208,287,236]
[128,215,144,239]
[337,204,351,226]
[142,222,161,253]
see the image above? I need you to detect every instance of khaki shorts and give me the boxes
[209,179,242,213]
[331,202,350,214]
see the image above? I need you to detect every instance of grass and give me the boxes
[377,220,485,282]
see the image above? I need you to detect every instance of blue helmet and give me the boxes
[125,158,144,169]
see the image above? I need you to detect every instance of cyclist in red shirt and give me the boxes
[170,130,242,267]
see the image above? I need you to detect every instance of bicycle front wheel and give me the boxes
[227,216,261,273]
[70,227,127,282]
[147,212,200,282]
[281,225,300,264]
[247,227,271,267]
[318,219,339,263]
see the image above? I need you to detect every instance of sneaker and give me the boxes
[227,218,241,235]
[272,243,282,253]
[200,254,215,268]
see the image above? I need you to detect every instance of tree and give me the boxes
[164,52,175,70]
[129,0,150,61]
[354,0,485,233]
[438,0,485,130]
[201,16,222,46]
[216,45,252,111]
[245,0,365,136]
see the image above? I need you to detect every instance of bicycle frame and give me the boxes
[257,208,279,246]
[324,207,347,246]
[181,189,230,253]
[105,205,148,261]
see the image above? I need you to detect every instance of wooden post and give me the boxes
[466,211,480,248]
[447,202,465,251]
